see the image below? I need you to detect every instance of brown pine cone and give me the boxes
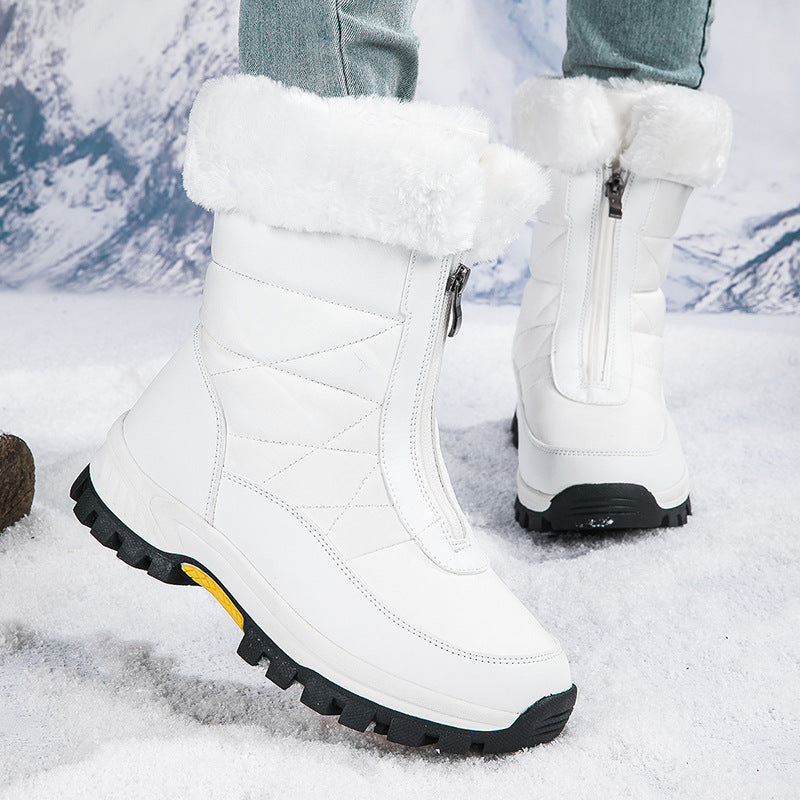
[0,433,35,532]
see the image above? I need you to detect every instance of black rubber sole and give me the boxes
[510,413,691,533]
[70,465,577,754]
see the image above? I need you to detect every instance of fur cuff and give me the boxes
[183,75,548,261]
[513,76,733,187]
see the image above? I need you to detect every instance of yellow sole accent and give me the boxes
[181,563,244,631]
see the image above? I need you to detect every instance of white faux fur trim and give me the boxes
[470,144,550,262]
[513,76,622,174]
[513,76,733,187]
[617,82,733,187]
[184,75,548,261]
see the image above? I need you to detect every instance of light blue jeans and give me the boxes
[238,1,715,98]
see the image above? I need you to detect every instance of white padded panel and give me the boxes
[266,448,378,509]
[212,364,376,448]
[225,436,312,483]
[350,541,557,657]
[329,506,409,560]
[281,323,403,404]
[349,464,393,507]
[326,408,381,454]
[202,260,399,366]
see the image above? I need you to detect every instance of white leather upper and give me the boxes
[114,210,570,721]
[92,415,568,729]
[513,168,692,505]
[203,214,488,574]
[124,329,224,520]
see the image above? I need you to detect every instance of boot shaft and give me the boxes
[513,76,733,414]
[510,77,731,510]
[512,77,732,440]
[521,167,692,407]
[199,211,481,571]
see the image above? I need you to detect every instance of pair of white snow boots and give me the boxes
[71,76,732,752]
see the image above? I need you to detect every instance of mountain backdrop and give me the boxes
[1,0,798,310]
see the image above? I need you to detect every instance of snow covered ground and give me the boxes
[0,292,798,799]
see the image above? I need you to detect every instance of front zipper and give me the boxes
[446,263,470,337]
[584,166,627,386]
[419,259,472,546]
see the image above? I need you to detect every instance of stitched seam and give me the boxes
[519,373,555,391]
[412,527,482,575]
[220,470,560,665]
[228,433,373,457]
[208,324,401,377]
[274,324,401,367]
[204,330,381,407]
[210,360,379,405]
[193,326,226,524]
[379,252,416,535]
[332,0,352,95]
[694,0,714,89]
[527,437,669,457]
[263,407,379,483]
[250,361,381,407]
[602,173,639,393]
[326,462,379,537]
[414,517,443,540]
[549,175,575,405]
[345,538,415,561]
[377,253,474,566]
[213,260,398,323]
[578,169,602,391]
[425,262,469,551]
[519,352,551,369]
[297,503,391,510]
[518,320,557,336]
[408,257,450,534]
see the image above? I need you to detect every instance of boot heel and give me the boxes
[515,484,692,533]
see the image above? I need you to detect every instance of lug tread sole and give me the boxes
[70,465,577,754]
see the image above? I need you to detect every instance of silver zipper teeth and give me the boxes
[419,258,470,544]
[584,166,627,387]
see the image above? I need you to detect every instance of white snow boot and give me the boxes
[511,77,732,532]
[71,76,575,752]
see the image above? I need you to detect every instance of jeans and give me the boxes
[238,0,418,98]
[239,0,716,98]
[563,0,715,89]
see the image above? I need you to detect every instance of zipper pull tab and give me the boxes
[604,170,626,219]
[446,263,470,338]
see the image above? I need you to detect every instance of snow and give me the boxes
[1,292,798,798]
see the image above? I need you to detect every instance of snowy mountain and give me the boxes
[0,0,238,291]
[0,0,798,309]
[693,205,800,312]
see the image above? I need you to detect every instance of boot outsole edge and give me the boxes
[514,490,692,533]
[70,465,577,755]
